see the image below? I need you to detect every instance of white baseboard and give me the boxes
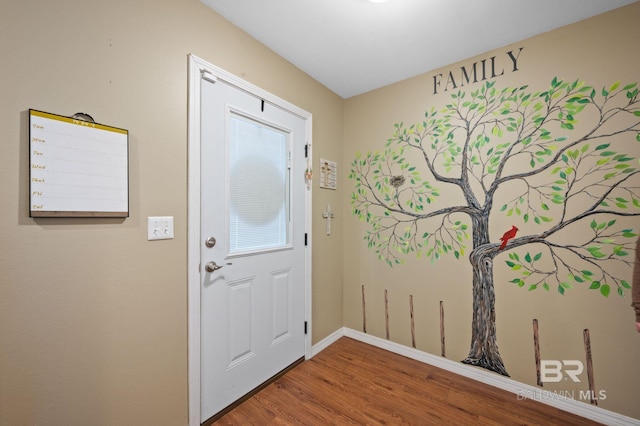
[311,327,639,426]
[310,327,344,357]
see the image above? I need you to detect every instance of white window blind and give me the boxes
[228,113,290,253]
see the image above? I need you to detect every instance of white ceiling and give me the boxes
[201,0,637,99]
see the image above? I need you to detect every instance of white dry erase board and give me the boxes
[29,109,129,217]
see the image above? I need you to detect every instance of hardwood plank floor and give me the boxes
[215,337,601,425]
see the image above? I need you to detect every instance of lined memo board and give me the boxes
[29,109,129,217]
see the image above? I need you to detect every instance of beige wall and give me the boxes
[0,0,343,425]
[343,2,640,420]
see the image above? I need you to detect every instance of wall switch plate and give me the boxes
[147,216,174,240]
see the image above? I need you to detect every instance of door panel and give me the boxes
[199,74,306,422]
[272,269,291,342]
[227,277,254,365]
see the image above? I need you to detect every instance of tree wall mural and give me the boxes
[349,78,640,376]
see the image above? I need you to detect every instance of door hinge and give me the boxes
[304,321,308,335]
[304,233,308,246]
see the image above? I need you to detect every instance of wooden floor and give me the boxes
[216,337,600,425]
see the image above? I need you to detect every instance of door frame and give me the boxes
[187,54,313,426]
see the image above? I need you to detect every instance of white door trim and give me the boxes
[187,54,313,426]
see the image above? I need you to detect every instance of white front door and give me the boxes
[198,66,309,422]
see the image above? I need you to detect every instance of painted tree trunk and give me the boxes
[461,215,509,376]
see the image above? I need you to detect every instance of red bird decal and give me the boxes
[499,225,518,250]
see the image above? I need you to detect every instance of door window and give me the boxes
[228,112,290,254]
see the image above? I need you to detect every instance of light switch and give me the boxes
[147,216,174,240]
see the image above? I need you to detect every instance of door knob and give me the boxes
[205,261,232,273]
